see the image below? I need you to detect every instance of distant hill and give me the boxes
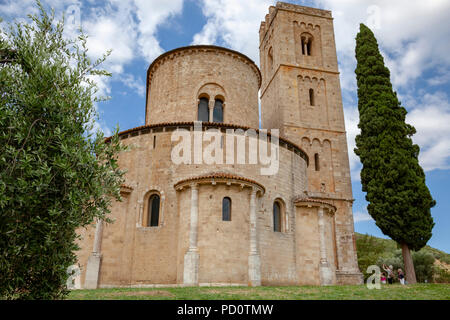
[355,232,450,283]
[355,233,450,263]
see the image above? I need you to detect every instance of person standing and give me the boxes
[398,268,405,285]
[381,272,387,284]
[382,264,395,284]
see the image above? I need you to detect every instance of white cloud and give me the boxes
[316,0,450,174]
[353,211,374,223]
[317,0,450,89]
[344,90,450,175]
[343,106,362,181]
[1,0,184,134]
[119,73,146,97]
[83,14,136,69]
[192,0,273,63]
[0,0,37,16]
[134,0,183,62]
[406,91,450,171]
[427,70,450,87]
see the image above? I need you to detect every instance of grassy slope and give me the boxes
[67,284,450,300]
[67,233,450,300]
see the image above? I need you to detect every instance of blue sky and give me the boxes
[1,0,449,253]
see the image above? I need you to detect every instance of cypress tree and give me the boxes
[354,23,435,284]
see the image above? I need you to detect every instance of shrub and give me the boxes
[433,266,450,283]
[412,251,435,283]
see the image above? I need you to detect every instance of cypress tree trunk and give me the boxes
[402,243,417,284]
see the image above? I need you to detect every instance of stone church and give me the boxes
[76,2,363,289]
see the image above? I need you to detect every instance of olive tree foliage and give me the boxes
[0,2,126,299]
[377,250,435,283]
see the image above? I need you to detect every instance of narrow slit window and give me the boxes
[314,153,320,171]
[309,88,315,106]
[222,197,231,221]
[273,201,281,232]
[213,99,223,123]
[153,135,156,149]
[268,47,273,70]
[148,194,160,227]
[198,97,209,122]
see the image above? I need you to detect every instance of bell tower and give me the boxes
[259,2,362,283]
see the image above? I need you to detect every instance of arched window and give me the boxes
[314,153,320,171]
[147,194,160,227]
[198,97,209,122]
[273,201,281,232]
[268,47,273,70]
[309,88,315,106]
[222,197,231,221]
[213,99,223,123]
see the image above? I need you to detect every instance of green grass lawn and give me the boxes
[67,283,450,300]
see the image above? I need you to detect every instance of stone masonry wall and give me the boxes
[76,127,310,286]
[259,2,362,283]
[146,46,261,129]
[75,2,363,288]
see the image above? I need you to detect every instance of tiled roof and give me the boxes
[293,196,337,210]
[120,184,133,190]
[174,172,265,193]
[104,121,309,165]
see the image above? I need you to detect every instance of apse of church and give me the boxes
[76,2,363,289]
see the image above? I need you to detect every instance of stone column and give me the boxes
[248,188,261,286]
[84,219,103,289]
[208,100,214,122]
[303,39,308,56]
[137,200,144,227]
[92,220,103,254]
[183,183,200,285]
[318,206,333,285]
